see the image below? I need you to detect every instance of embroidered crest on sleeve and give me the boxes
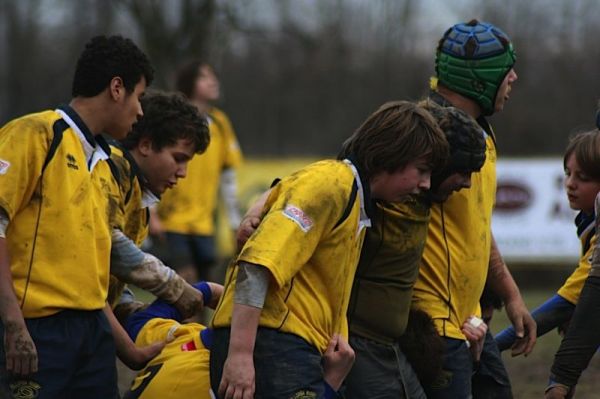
[0,159,10,175]
[283,205,314,232]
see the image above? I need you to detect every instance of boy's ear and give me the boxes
[109,77,125,101]
[137,136,154,156]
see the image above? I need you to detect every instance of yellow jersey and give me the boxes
[413,133,497,339]
[212,160,371,353]
[0,107,113,317]
[106,144,152,307]
[108,145,150,246]
[158,107,242,235]
[557,213,596,304]
[126,318,212,399]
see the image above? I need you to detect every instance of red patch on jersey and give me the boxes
[180,340,197,351]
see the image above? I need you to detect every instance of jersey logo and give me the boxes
[9,380,41,398]
[283,205,314,232]
[290,390,317,399]
[66,154,79,170]
[0,158,10,175]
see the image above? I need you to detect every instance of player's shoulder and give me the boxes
[208,106,229,122]
[1,110,59,138]
[381,195,430,221]
[280,160,355,205]
[295,159,353,183]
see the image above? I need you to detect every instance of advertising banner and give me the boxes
[493,158,579,263]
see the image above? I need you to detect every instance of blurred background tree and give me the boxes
[1,0,600,156]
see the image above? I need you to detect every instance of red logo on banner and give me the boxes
[495,181,533,212]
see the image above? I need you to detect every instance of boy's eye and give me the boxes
[578,174,590,182]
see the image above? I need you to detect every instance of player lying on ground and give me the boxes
[121,282,354,399]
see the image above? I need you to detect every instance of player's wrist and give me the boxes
[0,305,26,326]
[545,378,572,398]
[323,372,344,392]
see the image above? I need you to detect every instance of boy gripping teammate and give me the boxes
[210,101,448,398]
[156,61,243,282]
[412,20,536,398]
[105,91,211,366]
[0,36,151,398]
[344,102,487,399]
[238,103,489,399]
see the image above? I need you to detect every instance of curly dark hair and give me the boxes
[72,35,154,97]
[121,91,210,154]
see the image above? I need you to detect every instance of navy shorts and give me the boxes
[210,327,326,399]
[424,337,474,399]
[165,232,216,274]
[345,334,426,399]
[424,332,512,399]
[0,309,118,399]
[472,330,513,399]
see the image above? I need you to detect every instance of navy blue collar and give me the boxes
[345,155,374,220]
[575,210,595,238]
[57,104,112,156]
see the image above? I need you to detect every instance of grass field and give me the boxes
[489,289,600,398]
[117,287,600,398]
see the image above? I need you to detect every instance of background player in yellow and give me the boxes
[495,131,600,355]
[0,35,152,398]
[210,101,448,399]
[156,61,243,283]
[412,20,536,399]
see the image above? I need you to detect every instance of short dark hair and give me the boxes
[175,60,208,99]
[338,101,448,179]
[72,35,154,97]
[121,91,210,154]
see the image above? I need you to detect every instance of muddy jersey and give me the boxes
[348,197,430,343]
[413,132,497,340]
[212,160,371,353]
[0,106,113,317]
